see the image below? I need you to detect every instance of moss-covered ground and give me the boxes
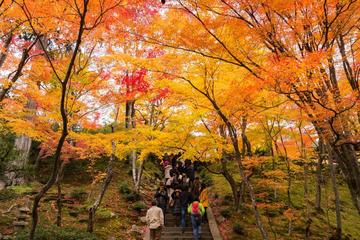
[209,165,360,240]
[0,158,162,239]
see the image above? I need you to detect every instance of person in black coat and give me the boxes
[171,188,182,227]
[154,186,169,216]
[179,186,193,232]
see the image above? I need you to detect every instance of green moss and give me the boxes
[233,222,245,235]
[70,187,87,202]
[132,201,147,212]
[96,208,116,221]
[118,182,132,195]
[220,208,232,219]
[8,184,34,194]
[0,188,18,200]
[15,225,98,240]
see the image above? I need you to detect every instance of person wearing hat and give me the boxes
[146,200,164,240]
[171,188,182,227]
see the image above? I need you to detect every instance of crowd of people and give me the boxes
[146,154,209,240]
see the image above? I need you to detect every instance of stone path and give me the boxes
[160,212,213,240]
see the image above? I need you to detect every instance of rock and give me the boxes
[17,214,28,221]
[0,180,6,191]
[139,216,147,223]
[3,236,14,240]
[69,211,79,217]
[130,224,142,233]
[62,199,75,204]
[78,218,88,223]
[23,191,38,196]
[19,207,30,214]
[218,215,226,223]
[13,221,29,227]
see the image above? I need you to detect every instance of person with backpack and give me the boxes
[146,200,164,240]
[187,198,205,240]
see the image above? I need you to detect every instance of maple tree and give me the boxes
[140,0,360,215]
[0,0,359,239]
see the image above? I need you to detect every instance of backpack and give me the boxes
[191,202,202,225]
[192,203,200,215]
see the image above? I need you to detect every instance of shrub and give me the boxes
[15,225,98,240]
[118,182,132,195]
[132,201,147,212]
[220,208,232,218]
[125,192,141,202]
[96,208,116,220]
[224,194,233,202]
[265,208,283,217]
[221,194,233,206]
[0,189,18,201]
[70,187,87,202]
[199,169,214,186]
[233,222,245,235]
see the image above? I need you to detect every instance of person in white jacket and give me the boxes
[164,163,172,181]
[146,200,164,240]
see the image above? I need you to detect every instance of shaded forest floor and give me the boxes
[0,158,162,239]
[208,165,360,240]
[1,158,360,240]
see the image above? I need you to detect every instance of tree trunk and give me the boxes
[15,134,32,169]
[6,135,32,185]
[28,2,88,238]
[125,99,144,192]
[315,140,325,211]
[326,143,342,239]
[0,32,13,69]
[220,156,241,210]
[278,125,292,208]
[87,140,115,232]
[88,105,119,233]
[337,144,360,214]
[238,158,268,240]
[315,123,360,214]
[211,100,269,239]
[135,156,145,193]
[241,116,252,157]
[56,161,65,227]
[304,162,311,240]
[0,38,38,102]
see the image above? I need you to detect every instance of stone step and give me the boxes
[162,228,212,232]
[160,236,213,240]
[13,221,29,227]
[162,232,212,237]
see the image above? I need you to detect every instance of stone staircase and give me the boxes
[161,212,213,240]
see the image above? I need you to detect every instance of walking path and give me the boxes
[160,213,213,240]
[144,158,222,240]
